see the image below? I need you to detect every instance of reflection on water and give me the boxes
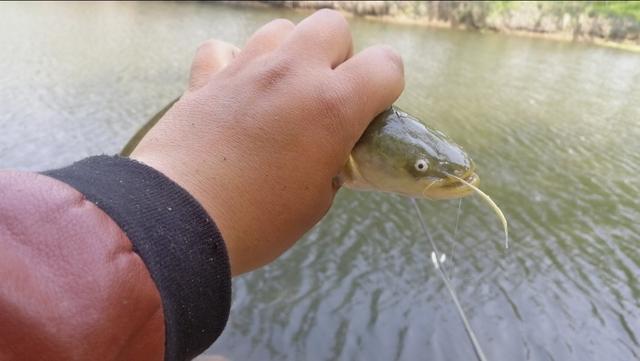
[1,2,639,360]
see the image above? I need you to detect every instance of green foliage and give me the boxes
[488,1,516,16]
[589,1,640,21]
[484,1,640,22]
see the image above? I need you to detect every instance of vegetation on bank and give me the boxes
[258,1,640,51]
[590,1,640,21]
[490,1,640,22]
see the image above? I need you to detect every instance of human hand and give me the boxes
[131,9,404,275]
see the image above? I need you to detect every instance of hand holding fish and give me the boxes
[130,10,405,275]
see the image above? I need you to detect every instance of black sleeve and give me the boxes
[43,155,231,361]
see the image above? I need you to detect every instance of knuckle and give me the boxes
[316,8,344,21]
[317,81,349,123]
[195,39,239,61]
[313,79,354,143]
[196,39,220,53]
[376,45,404,74]
[269,18,295,31]
[319,8,349,30]
[256,54,296,90]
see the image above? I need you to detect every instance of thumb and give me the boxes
[188,39,240,91]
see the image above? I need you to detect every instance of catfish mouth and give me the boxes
[442,172,479,189]
[421,171,479,200]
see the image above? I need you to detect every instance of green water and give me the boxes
[1,2,639,360]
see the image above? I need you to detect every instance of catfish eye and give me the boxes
[414,159,428,172]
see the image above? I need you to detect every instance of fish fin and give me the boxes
[341,155,374,190]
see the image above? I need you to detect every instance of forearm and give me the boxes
[0,156,231,361]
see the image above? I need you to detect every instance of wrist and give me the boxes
[130,150,249,276]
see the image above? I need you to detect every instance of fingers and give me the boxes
[335,45,405,137]
[237,18,295,61]
[286,9,352,68]
[189,39,240,91]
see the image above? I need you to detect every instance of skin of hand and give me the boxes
[131,9,404,276]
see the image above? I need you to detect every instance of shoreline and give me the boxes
[234,1,640,53]
[362,12,640,53]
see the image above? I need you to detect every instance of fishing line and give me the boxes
[411,198,488,361]
[448,198,463,281]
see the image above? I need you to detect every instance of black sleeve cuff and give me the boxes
[43,155,231,361]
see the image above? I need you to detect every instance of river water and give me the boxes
[1,2,639,361]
